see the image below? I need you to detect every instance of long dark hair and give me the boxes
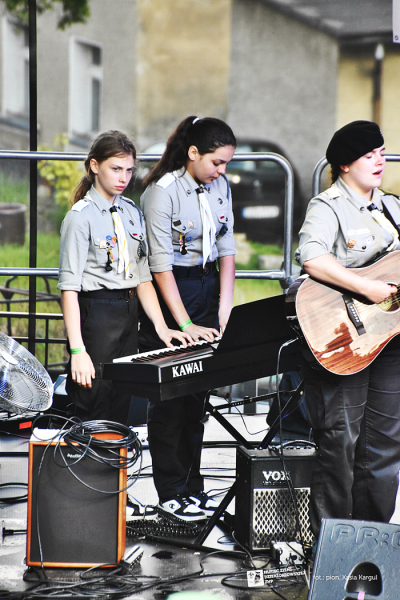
[144,116,236,186]
[72,130,136,204]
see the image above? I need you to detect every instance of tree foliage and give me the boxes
[38,134,82,212]
[2,0,91,29]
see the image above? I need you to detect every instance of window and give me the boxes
[1,18,29,120]
[69,38,103,140]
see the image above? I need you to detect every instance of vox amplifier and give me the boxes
[235,445,316,551]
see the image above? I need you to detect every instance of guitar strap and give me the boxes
[381,194,400,236]
[366,203,398,251]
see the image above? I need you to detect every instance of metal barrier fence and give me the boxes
[0,149,296,365]
[0,311,65,370]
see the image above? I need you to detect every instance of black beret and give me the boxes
[326,120,384,165]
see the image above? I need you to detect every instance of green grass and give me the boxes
[0,172,30,207]
[233,240,291,304]
[0,232,65,367]
[234,278,282,305]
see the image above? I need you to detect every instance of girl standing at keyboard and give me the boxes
[140,116,237,521]
[58,130,190,425]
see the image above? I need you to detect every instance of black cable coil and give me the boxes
[56,420,142,471]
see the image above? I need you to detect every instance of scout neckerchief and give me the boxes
[366,202,399,251]
[196,186,216,267]
[85,192,129,276]
[109,201,130,278]
[327,183,399,252]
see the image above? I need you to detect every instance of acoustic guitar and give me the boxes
[285,251,400,375]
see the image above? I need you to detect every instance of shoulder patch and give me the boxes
[71,199,90,212]
[323,188,341,200]
[220,173,231,200]
[120,195,136,208]
[156,172,176,189]
[120,195,144,225]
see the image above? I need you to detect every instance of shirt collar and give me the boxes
[174,168,209,194]
[335,177,382,209]
[86,185,121,211]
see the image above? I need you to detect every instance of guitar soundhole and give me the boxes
[379,284,400,313]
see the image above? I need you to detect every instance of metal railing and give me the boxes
[0,149,296,364]
[0,148,296,283]
[0,310,65,371]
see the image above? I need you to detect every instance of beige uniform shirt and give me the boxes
[295,177,400,268]
[140,168,236,272]
[58,186,152,291]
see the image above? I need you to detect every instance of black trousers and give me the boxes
[139,271,220,502]
[303,337,400,537]
[66,294,139,424]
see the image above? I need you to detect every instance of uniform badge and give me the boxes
[347,239,356,248]
[137,240,146,258]
[188,220,194,229]
[99,240,107,249]
[179,234,187,255]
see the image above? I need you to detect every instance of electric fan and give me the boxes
[0,332,53,416]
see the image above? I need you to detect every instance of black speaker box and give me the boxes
[309,518,400,599]
[235,446,316,551]
[26,431,127,567]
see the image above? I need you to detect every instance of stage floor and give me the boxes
[0,409,312,600]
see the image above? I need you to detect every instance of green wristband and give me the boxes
[179,319,192,331]
[70,346,86,354]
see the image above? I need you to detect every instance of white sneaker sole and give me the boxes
[157,505,207,523]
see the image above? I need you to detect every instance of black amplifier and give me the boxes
[235,445,316,551]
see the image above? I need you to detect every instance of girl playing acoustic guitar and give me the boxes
[295,120,400,538]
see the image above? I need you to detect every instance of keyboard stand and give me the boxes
[204,380,304,450]
[195,379,305,546]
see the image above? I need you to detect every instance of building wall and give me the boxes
[0,4,30,149]
[135,0,232,150]
[36,0,137,150]
[1,0,397,201]
[0,0,231,153]
[227,0,339,201]
[336,44,400,195]
[0,0,137,151]
[380,47,400,194]
[336,47,374,125]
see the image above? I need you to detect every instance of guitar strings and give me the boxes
[355,287,400,319]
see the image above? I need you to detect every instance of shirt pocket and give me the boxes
[92,233,116,268]
[171,218,198,246]
[345,233,378,266]
[127,226,147,261]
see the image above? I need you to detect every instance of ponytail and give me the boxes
[71,130,136,204]
[144,116,236,186]
[72,174,94,205]
[330,164,342,184]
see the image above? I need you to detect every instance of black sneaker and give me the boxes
[126,496,158,521]
[189,491,219,517]
[158,496,207,522]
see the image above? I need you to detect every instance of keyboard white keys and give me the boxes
[113,338,220,363]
